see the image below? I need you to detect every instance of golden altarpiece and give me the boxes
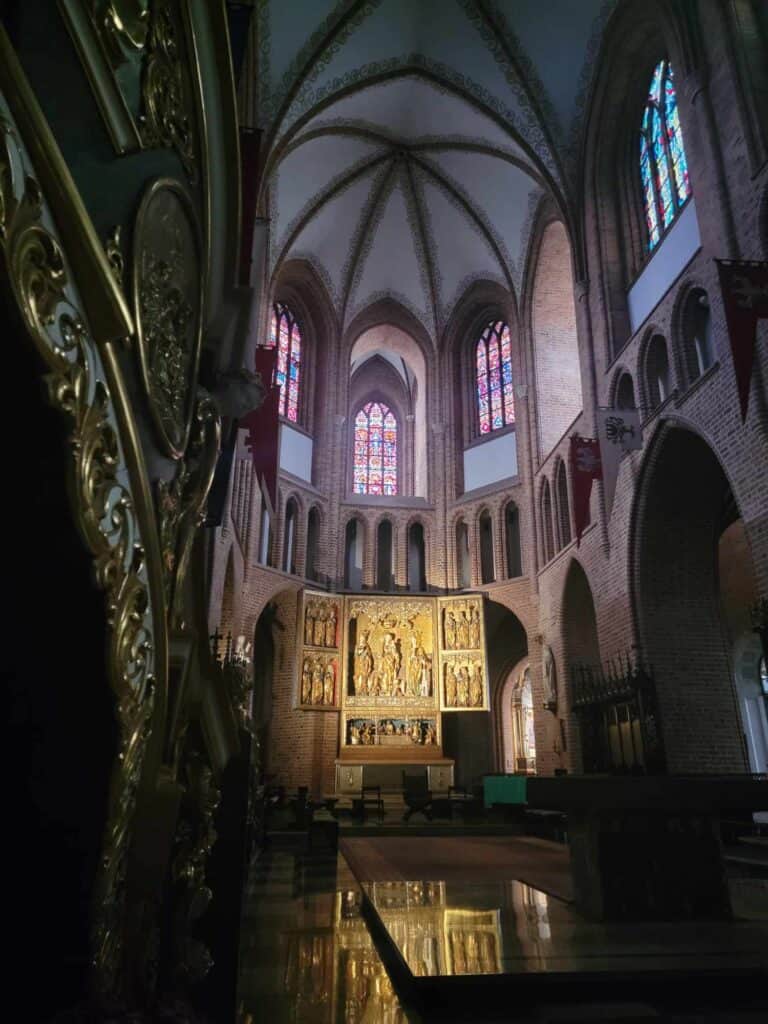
[296,591,490,794]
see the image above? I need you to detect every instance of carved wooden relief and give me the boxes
[437,596,489,711]
[296,590,342,710]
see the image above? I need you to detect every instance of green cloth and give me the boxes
[483,775,527,808]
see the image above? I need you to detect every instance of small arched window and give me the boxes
[456,518,471,588]
[306,507,320,582]
[616,372,637,411]
[646,334,671,409]
[541,479,555,565]
[640,59,691,251]
[407,523,426,592]
[555,462,571,550]
[344,518,363,590]
[479,510,495,584]
[682,289,714,382]
[504,502,522,579]
[282,498,298,574]
[475,320,515,435]
[353,401,398,496]
[269,301,302,421]
[376,520,394,591]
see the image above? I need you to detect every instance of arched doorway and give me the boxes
[634,426,749,773]
[718,518,768,777]
[562,559,599,772]
[498,660,536,774]
[460,600,529,781]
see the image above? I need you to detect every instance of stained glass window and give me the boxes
[640,60,691,252]
[353,401,397,496]
[475,321,515,434]
[267,301,301,421]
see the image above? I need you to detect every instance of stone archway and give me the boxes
[561,559,600,772]
[633,425,749,773]
[497,658,536,774]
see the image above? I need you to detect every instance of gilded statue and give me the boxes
[444,610,457,650]
[469,606,481,649]
[457,665,470,706]
[304,602,314,646]
[313,605,326,647]
[353,631,373,696]
[323,663,335,705]
[406,631,421,695]
[301,659,312,704]
[469,662,483,706]
[311,659,323,704]
[445,664,457,707]
[457,610,470,649]
[325,605,337,648]
[419,651,432,698]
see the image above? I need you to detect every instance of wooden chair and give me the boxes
[402,772,433,822]
[361,785,384,823]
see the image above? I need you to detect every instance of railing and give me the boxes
[570,649,666,775]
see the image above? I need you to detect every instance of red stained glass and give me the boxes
[353,401,398,495]
[475,321,515,435]
[267,301,302,421]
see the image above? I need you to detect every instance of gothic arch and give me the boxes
[443,281,520,475]
[583,0,699,359]
[630,421,748,772]
[522,203,583,459]
[671,278,716,387]
[269,259,336,436]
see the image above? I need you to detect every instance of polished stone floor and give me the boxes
[237,843,418,1023]
[236,841,768,1023]
[364,877,768,977]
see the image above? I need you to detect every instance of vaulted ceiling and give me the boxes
[258,0,616,338]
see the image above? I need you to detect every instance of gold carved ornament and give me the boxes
[132,177,204,459]
[0,108,157,995]
[86,0,197,179]
[138,0,196,180]
[156,393,221,628]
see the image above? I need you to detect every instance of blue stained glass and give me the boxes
[268,302,302,419]
[475,321,514,434]
[640,60,691,251]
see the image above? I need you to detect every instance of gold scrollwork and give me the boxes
[0,99,157,993]
[156,391,221,627]
[139,0,196,181]
[132,177,204,459]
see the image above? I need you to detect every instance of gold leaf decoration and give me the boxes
[0,94,157,995]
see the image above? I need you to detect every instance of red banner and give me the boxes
[570,435,602,547]
[716,260,768,421]
[242,347,280,511]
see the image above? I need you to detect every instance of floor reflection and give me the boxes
[364,877,768,978]
[237,848,413,1024]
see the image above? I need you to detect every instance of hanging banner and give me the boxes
[242,346,280,511]
[715,260,768,421]
[596,408,643,519]
[569,434,602,546]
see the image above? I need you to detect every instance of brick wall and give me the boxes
[209,8,768,785]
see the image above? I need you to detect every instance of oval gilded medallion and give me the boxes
[132,178,203,458]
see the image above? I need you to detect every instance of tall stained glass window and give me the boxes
[353,401,397,495]
[268,301,301,421]
[475,320,515,434]
[640,59,691,251]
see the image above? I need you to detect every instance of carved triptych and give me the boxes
[295,592,490,756]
